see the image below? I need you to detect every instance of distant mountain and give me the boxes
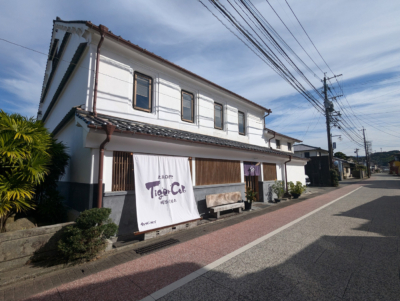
[349,150,400,166]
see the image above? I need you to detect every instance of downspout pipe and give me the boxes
[268,131,276,148]
[284,155,292,194]
[97,123,116,208]
[93,25,108,117]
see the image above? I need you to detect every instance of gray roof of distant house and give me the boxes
[293,144,329,153]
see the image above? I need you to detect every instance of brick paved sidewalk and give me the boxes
[1,183,362,301]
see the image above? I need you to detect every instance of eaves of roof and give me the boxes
[53,18,271,114]
[264,127,302,143]
[71,108,307,161]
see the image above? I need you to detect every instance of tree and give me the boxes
[334,152,348,160]
[0,111,51,231]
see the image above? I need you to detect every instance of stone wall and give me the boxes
[0,222,74,272]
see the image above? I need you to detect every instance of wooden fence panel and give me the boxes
[195,158,241,186]
[263,163,277,181]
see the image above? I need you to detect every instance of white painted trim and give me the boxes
[192,157,196,186]
[240,161,244,183]
[141,186,363,301]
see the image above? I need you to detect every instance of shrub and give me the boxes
[289,181,306,195]
[58,208,118,262]
[271,180,285,199]
[330,169,339,187]
[0,111,51,232]
[34,139,69,225]
[245,187,257,203]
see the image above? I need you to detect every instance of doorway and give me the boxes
[245,175,260,201]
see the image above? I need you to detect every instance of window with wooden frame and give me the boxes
[288,142,292,151]
[112,151,135,191]
[276,139,281,149]
[195,158,240,186]
[133,72,152,112]
[263,163,277,181]
[181,90,194,123]
[214,103,223,130]
[238,111,245,135]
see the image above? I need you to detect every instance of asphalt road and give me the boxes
[158,173,400,301]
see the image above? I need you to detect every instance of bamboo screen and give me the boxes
[263,163,277,181]
[112,151,135,191]
[195,158,241,186]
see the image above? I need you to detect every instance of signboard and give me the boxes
[134,154,200,232]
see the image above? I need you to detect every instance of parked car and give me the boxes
[305,175,311,186]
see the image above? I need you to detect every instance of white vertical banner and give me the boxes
[134,154,200,232]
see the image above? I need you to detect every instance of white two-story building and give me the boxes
[38,18,307,236]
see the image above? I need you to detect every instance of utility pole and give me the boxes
[324,75,334,169]
[361,127,371,177]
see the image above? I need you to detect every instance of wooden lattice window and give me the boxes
[112,151,135,191]
[195,158,240,186]
[263,163,277,181]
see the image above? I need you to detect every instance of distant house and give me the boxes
[293,144,329,159]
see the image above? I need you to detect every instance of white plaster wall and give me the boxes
[286,163,307,186]
[103,151,113,192]
[44,50,91,132]
[91,39,272,147]
[41,28,89,122]
[53,120,92,184]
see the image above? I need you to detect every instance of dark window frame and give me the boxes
[238,111,245,135]
[288,142,292,151]
[133,71,153,113]
[305,152,310,158]
[276,139,281,149]
[181,90,195,123]
[214,102,224,130]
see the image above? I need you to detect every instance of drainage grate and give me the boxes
[134,238,180,255]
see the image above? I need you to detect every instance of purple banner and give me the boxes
[244,162,261,176]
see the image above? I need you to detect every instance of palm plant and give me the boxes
[0,110,51,231]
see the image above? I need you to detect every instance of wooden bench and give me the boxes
[206,191,244,219]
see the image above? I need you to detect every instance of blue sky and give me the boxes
[1,0,399,156]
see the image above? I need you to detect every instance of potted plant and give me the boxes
[271,180,285,202]
[244,187,257,210]
[289,181,306,199]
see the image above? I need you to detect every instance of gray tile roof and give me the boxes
[75,109,306,161]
